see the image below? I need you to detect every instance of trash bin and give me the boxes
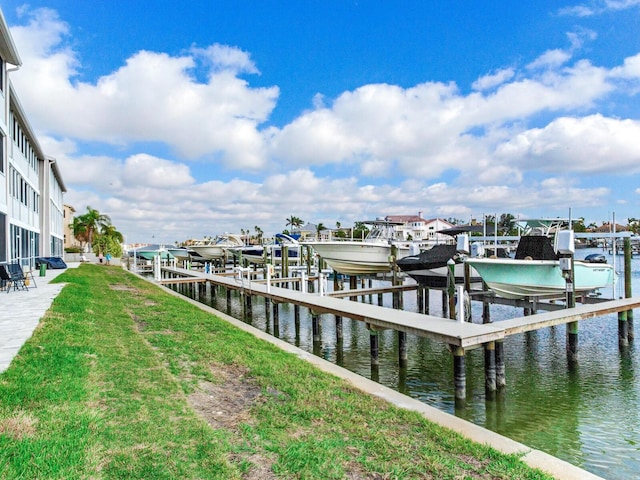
[39,263,47,276]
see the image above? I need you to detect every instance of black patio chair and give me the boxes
[5,263,29,291]
[0,264,15,293]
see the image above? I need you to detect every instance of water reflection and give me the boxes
[184,248,640,479]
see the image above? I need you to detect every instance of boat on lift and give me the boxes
[189,234,245,261]
[302,220,414,275]
[465,218,615,300]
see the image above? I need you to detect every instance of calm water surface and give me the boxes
[190,247,640,479]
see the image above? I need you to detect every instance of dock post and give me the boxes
[370,329,379,366]
[482,298,491,324]
[194,282,200,301]
[398,331,407,368]
[453,346,466,405]
[272,300,279,321]
[226,287,232,304]
[618,239,629,346]
[205,281,212,303]
[484,341,496,398]
[567,322,578,362]
[377,293,383,306]
[282,246,289,279]
[312,314,321,343]
[335,315,343,341]
[442,290,449,318]
[417,287,424,313]
[447,259,456,320]
[245,293,253,322]
[294,305,300,344]
[424,287,430,314]
[625,237,634,341]
[495,340,506,388]
[273,302,280,337]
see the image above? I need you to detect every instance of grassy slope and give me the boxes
[0,265,553,479]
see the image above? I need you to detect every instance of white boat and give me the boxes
[302,220,413,275]
[189,234,244,260]
[230,234,301,265]
[166,246,190,261]
[465,218,614,300]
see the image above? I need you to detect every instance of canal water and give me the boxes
[189,247,639,479]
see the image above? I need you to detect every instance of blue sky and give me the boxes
[3,1,640,243]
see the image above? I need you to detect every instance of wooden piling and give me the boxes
[398,331,407,368]
[370,330,379,366]
[335,315,343,341]
[495,340,506,388]
[567,322,578,362]
[453,346,466,403]
[484,341,496,396]
[312,314,320,343]
[625,237,634,340]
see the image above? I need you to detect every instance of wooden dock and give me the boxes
[156,265,640,404]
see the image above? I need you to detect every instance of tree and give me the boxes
[254,225,264,243]
[70,217,89,248]
[353,221,369,240]
[286,215,304,230]
[75,206,112,252]
[573,217,587,233]
[316,223,326,238]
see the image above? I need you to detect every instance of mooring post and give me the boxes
[447,259,456,320]
[417,287,424,313]
[312,314,321,343]
[442,290,449,318]
[618,240,629,346]
[398,331,407,368]
[205,280,212,302]
[495,340,506,388]
[370,329,379,366]
[282,246,289,279]
[272,301,279,330]
[453,346,466,405]
[484,341,496,397]
[482,298,491,324]
[424,287,430,314]
[377,293,383,306]
[625,237,634,341]
[226,287,232,303]
[335,315,343,341]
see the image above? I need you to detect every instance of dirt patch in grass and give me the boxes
[0,411,38,440]
[109,284,137,292]
[188,363,263,431]
[188,363,279,478]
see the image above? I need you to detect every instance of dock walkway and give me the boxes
[160,266,640,348]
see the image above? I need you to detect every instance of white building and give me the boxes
[0,9,66,266]
[385,214,454,244]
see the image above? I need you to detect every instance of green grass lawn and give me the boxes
[0,265,554,479]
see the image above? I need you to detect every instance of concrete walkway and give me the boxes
[0,263,78,373]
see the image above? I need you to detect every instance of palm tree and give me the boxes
[316,222,326,239]
[101,224,124,243]
[77,206,112,251]
[286,216,304,230]
[70,217,89,248]
[254,225,264,244]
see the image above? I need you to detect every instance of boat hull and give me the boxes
[465,258,614,299]
[304,241,409,275]
[401,263,481,288]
